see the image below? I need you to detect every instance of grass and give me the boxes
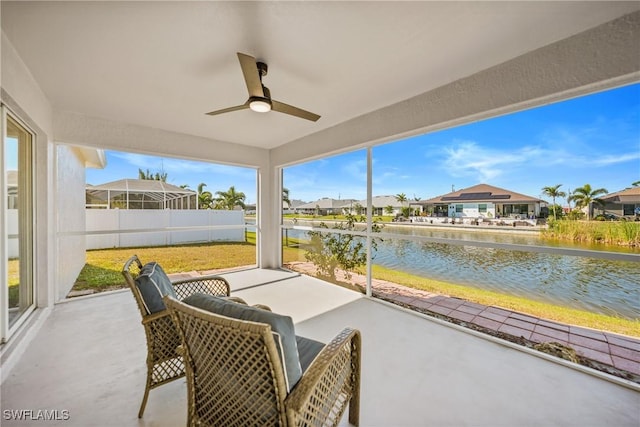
[74,240,257,291]
[370,265,640,337]
[543,220,640,246]
[8,260,20,307]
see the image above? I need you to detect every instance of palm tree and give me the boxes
[541,184,567,221]
[567,184,608,220]
[138,168,167,182]
[197,183,213,209]
[395,193,408,204]
[632,180,640,187]
[214,186,246,210]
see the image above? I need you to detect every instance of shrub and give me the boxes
[304,213,383,280]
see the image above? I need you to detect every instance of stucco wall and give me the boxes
[1,31,53,135]
[56,145,87,299]
[2,31,56,310]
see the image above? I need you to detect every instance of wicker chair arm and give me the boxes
[171,275,231,300]
[140,309,172,325]
[285,327,361,426]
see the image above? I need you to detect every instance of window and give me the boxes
[479,204,487,213]
[504,204,528,215]
[623,204,635,216]
[455,204,463,213]
[2,109,35,341]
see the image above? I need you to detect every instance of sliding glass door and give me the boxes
[1,108,35,342]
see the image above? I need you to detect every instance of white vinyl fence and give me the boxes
[85,209,246,249]
[7,209,246,257]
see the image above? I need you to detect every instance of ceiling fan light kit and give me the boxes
[206,52,320,122]
[249,98,272,113]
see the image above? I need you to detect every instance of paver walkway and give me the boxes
[284,262,640,380]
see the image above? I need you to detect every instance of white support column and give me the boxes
[366,147,373,297]
[257,159,280,269]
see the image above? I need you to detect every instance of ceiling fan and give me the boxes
[206,52,320,122]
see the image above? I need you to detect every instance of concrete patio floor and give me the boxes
[1,269,639,426]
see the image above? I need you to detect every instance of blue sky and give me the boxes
[87,83,640,206]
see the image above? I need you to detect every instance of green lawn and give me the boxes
[74,241,259,291]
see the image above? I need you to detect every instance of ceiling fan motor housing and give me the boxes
[257,61,268,78]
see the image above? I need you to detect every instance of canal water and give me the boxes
[285,223,640,319]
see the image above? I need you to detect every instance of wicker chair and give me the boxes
[122,255,232,418]
[165,295,361,427]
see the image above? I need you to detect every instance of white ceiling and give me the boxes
[2,1,639,150]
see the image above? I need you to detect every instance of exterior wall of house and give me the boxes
[2,32,56,312]
[56,145,88,300]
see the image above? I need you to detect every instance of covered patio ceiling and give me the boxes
[2,2,639,157]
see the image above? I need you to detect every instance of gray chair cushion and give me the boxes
[183,293,302,391]
[135,262,176,314]
[296,335,325,374]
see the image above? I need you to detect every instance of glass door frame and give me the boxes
[1,105,36,342]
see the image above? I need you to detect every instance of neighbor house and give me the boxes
[295,198,356,216]
[417,184,546,219]
[349,195,410,217]
[599,186,640,219]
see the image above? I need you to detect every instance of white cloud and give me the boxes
[592,152,640,166]
[440,141,525,181]
[438,139,640,183]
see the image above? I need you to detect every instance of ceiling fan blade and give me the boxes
[237,52,264,98]
[205,102,249,116]
[272,100,320,122]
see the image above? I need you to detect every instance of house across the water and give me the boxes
[417,184,546,219]
[600,186,640,220]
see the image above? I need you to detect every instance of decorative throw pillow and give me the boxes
[183,293,302,391]
[135,262,176,314]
